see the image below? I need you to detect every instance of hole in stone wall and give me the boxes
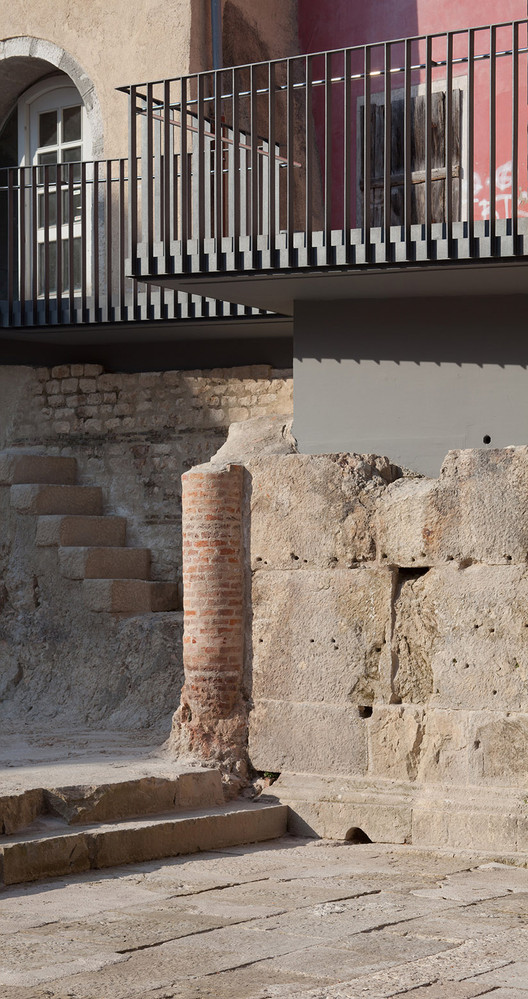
[474,740,481,749]
[358,705,373,718]
[398,567,429,581]
[345,827,372,844]
[483,435,492,444]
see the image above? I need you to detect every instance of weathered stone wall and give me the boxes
[179,421,528,854]
[0,365,292,735]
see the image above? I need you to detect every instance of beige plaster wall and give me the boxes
[0,0,299,160]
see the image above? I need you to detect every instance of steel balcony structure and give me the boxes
[121,19,528,314]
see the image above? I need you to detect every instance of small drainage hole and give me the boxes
[345,827,372,844]
[358,705,373,718]
[483,435,492,444]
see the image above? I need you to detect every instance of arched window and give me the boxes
[18,77,92,296]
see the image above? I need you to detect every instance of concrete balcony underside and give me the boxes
[135,219,528,315]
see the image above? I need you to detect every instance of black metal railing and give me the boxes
[122,19,528,278]
[0,158,262,327]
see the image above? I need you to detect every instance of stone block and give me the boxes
[0,789,44,835]
[0,452,77,486]
[414,565,528,712]
[10,484,103,516]
[468,712,528,786]
[2,832,91,886]
[377,447,528,567]
[367,705,426,782]
[248,700,368,776]
[59,546,151,580]
[252,568,393,705]
[249,453,401,570]
[83,579,181,614]
[36,515,127,548]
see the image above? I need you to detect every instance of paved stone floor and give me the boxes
[1,837,528,998]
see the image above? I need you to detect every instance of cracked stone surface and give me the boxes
[1,840,528,997]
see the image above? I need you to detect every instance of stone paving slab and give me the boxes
[2,839,528,998]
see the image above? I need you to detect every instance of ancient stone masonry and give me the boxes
[0,365,292,736]
[176,423,528,857]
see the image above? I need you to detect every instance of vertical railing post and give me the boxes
[128,85,138,284]
[18,167,26,326]
[7,169,14,327]
[43,163,50,325]
[232,67,241,266]
[404,37,412,260]
[268,61,276,266]
[425,35,433,258]
[324,51,332,265]
[31,165,38,324]
[344,48,352,262]
[304,55,313,266]
[287,58,295,267]
[56,162,63,322]
[364,45,372,263]
[489,25,497,253]
[163,78,172,272]
[106,159,113,321]
[384,42,392,260]
[467,29,475,252]
[446,32,454,258]
[250,63,258,270]
[67,163,75,322]
[512,21,519,253]
[180,76,189,269]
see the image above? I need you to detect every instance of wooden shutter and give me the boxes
[360,90,462,226]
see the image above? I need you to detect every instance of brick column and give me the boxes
[172,464,247,781]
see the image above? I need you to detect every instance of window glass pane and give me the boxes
[63,106,82,143]
[62,237,81,291]
[38,191,57,228]
[39,110,57,148]
[37,152,57,184]
[61,188,82,224]
[38,242,57,295]
[62,146,82,182]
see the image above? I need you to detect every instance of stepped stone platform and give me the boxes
[0,732,287,887]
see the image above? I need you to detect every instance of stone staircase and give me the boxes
[0,769,288,887]
[0,450,181,614]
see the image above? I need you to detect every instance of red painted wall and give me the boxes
[297,0,528,227]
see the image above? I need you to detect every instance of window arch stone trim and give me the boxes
[0,36,103,157]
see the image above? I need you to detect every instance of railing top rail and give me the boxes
[117,18,528,94]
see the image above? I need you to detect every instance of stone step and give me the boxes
[59,546,152,581]
[83,579,181,614]
[0,451,77,486]
[10,484,103,517]
[0,770,224,835]
[36,515,127,548]
[0,802,288,887]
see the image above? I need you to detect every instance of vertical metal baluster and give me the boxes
[56,162,62,323]
[287,58,294,267]
[119,158,126,318]
[68,163,75,322]
[305,55,313,265]
[106,160,113,320]
[384,41,392,260]
[324,51,332,265]
[31,165,38,323]
[128,85,138,283]
[425,35,432,258]
[268,61,276,265]
[147,82,156,273]
[180,77,189,267]
[446,32,454,258]
[364,46,372,263]
[197,73,205,261]
[164,79,171,270]
[7,169,14,326]
[344,48,352,261]
[404,38,412,260]
[232,67,240,264]
[214,69,223,252]
[19,167,26,325]
[44,164,50,324]
[467,29,475,251]
[81,161,88,321]
[250,63,258,269]
[512,21,519,253]
[93,160,100,321]
[489,25,497,253]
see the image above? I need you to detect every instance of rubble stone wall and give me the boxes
[0,365,292,734]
